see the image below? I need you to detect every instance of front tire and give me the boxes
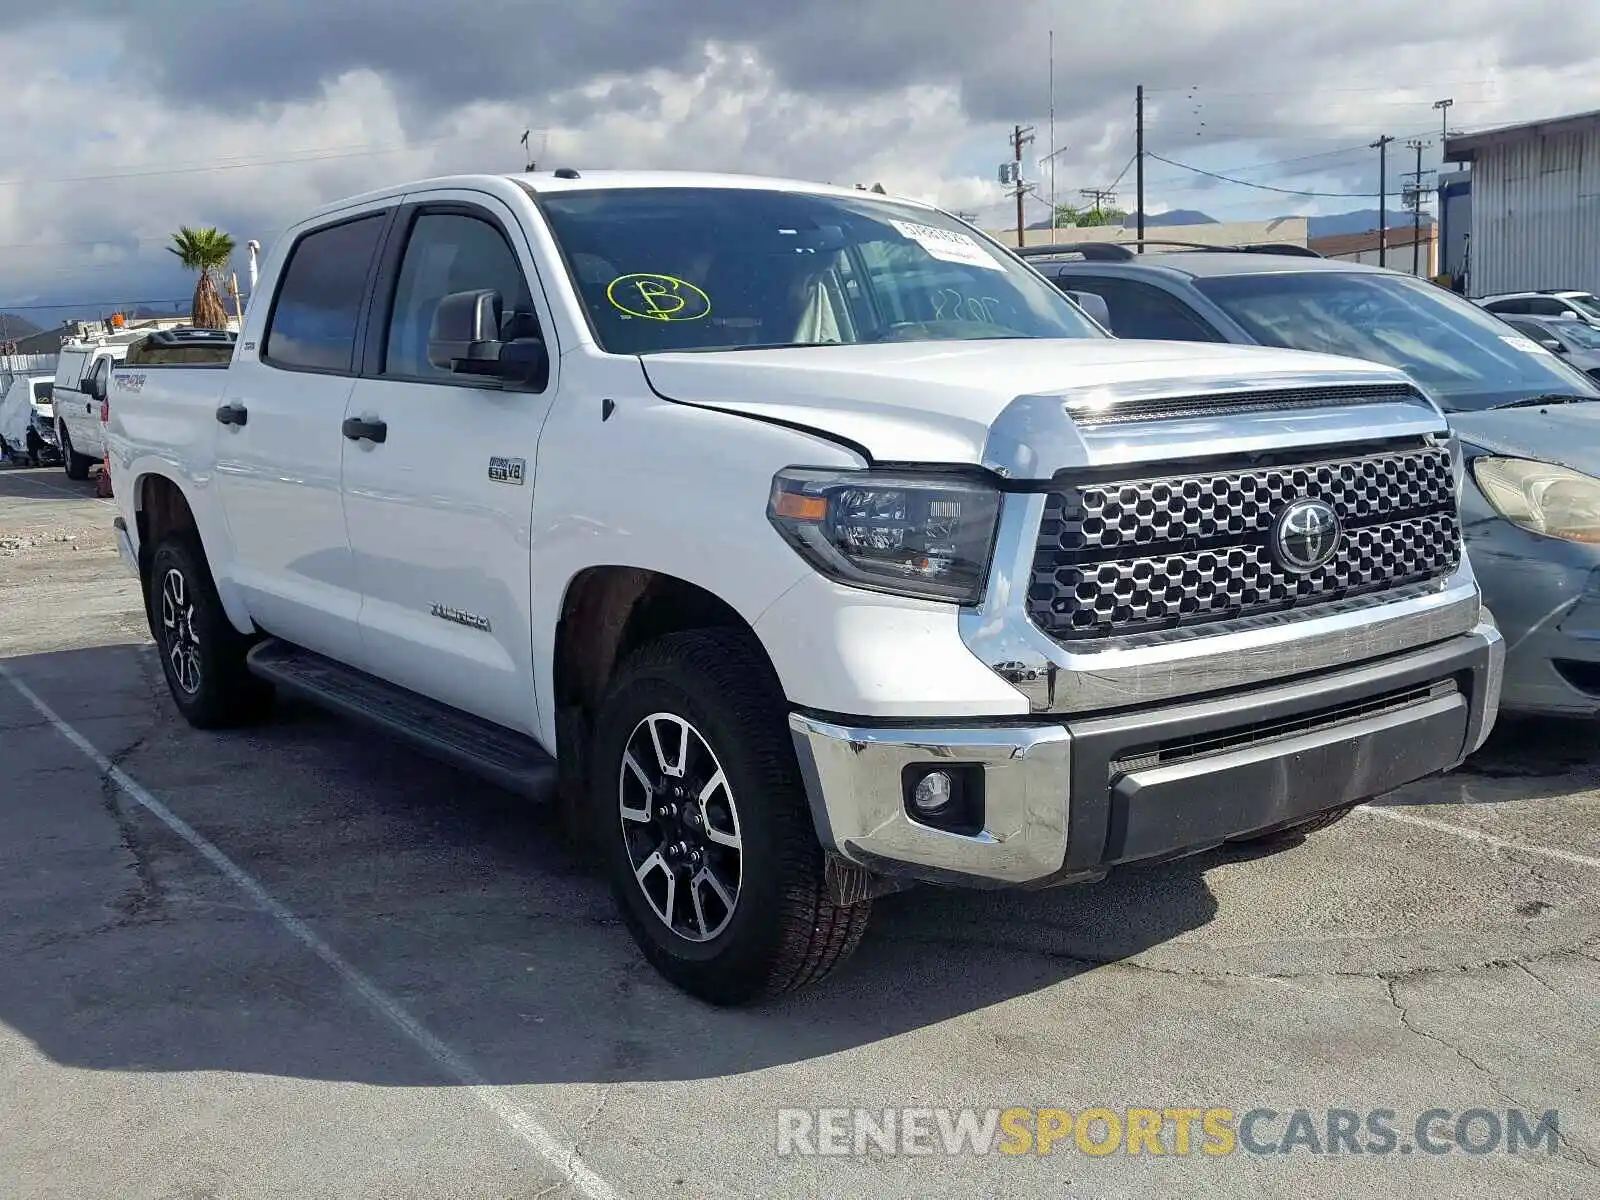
[146,533,273,729]
[592,630,870,1005]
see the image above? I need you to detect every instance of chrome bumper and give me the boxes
[791,621,1503,888]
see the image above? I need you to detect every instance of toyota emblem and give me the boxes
[1271,498,1342,573]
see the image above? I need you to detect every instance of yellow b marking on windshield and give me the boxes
[606,274,712,321]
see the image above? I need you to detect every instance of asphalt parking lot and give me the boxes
[1,462,1596,1200]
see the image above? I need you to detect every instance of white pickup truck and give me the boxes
[107,170,1504,1004]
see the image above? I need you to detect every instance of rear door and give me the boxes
[339,191,560,733]
[213,206,392,663]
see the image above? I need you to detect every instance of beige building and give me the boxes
[1307,226,1438,277]
[983,217,1310,252]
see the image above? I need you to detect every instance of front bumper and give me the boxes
[790,621,1503,888]
[1471,520,1600,716]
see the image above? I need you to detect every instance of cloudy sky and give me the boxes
[0,0,1596,322]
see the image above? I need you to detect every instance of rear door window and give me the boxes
[264,214,387,373]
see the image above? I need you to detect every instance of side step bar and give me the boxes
[246,638,557,801]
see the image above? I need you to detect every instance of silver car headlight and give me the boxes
[767,468,1002,604]
[1472,457,1600,544]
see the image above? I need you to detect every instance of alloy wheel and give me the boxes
[160,567,203,695]
[617,712,744,943]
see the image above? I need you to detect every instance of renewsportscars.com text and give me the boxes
[775,1106,1562,1158]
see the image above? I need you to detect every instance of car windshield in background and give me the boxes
[538,187,1103,354]
[31,382,51,402]
[1560,294,1600,320]
[1553,320,1600,350]
[1194,271,1600,412]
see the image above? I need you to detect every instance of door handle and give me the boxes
[342,416,387,443]
[215,403,248,427]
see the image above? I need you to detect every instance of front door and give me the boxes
[213,209,390,664]
[341,195,559,735]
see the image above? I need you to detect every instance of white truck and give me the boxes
[54,335,142,478]
[106,170,1504,1005]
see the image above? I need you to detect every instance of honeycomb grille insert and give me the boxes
[1028,446,1461,641]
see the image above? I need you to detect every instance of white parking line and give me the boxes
[4,472,116,506]
[0,662,624,1200]
[1360,802,1600,870]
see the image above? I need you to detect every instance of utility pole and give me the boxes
[1079,187,1117,225]
[1011,124,1035,247]
[1048,31,1056,219]
[1404,139,1432,277]
[1136,84,1146,253]
[1371,134,1394,266]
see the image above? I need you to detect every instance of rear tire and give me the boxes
[146,533,273,729]
[60,425,92,481]
[591,629,870,1006]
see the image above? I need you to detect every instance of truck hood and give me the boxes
[639,339,1420,467]
[1450,403,1600,475]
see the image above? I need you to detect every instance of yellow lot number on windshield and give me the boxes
[606,273,712,321]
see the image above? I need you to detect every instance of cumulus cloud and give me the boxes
[0,0,1595,317]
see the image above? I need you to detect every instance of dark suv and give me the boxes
[1022,240,1600,720]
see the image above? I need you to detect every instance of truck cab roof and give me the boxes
[301,169,938,225]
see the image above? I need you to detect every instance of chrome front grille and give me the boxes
[1027,445,1461,642]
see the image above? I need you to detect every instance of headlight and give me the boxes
[767,468,1002,603]
[1472,457,1600,544]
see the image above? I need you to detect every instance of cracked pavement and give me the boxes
[0,463,1597,1199]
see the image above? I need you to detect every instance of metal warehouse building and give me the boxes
[1445,109,1600,298]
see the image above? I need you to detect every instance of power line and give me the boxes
[1144,152,1376,197]
[1106,152,1137,193]
[1142,77,1504,98]
[0,298,193,313]
[1167,132,1439,178]
[0,134,501,190]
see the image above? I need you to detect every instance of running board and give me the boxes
[246,638,557,800]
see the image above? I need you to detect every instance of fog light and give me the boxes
[910,770,954,815]
[901,763,985,836]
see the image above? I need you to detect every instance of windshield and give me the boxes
[1558,294,1600,321]
[1195,270,1600,412]
[30,381,51,403]
[1551,320,1600,350]
[538,187,1103,354]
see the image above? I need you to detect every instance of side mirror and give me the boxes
[427,289,547,387]
[83,373,105,402]
[428,289,502,371]
[1541,338,1568,354]
[1559,310,1581,321]
[1065,289,1112,332]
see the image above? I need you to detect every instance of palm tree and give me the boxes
[168,226,235,329]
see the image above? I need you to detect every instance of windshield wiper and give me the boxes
[1489,393,1600,410]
